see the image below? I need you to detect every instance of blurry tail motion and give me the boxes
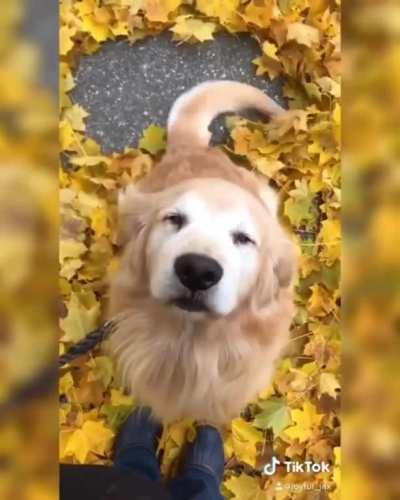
[167,80,284,149]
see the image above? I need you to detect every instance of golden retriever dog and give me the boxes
[108,81,296,426]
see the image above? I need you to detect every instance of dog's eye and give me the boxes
[163,213,187,230]
[232,231,255,246]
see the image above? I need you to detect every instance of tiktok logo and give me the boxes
[263,456,281,475]
[263,457,330,476]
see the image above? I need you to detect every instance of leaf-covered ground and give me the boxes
[59,1,341,498]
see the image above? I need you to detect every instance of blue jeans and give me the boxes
[115,446,224,500]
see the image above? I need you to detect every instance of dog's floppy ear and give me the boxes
[116,185,149,247]
[257,182,297,288]
[252,258,276,310]
[110,186,154,299]
[272,236,297,289]
[252,220,297,314]
[258,182,280,217]
[253,236,296,312]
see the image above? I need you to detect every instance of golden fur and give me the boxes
[107,81,296,425]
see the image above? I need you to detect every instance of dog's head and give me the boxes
[115,173,296,319]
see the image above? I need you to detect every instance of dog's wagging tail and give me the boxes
[167,80,284,150]
[108,81,296,425]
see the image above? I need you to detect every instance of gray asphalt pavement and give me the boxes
[71,31,284,153]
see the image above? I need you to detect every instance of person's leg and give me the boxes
[168,425,225,500]
[113,406,163,482]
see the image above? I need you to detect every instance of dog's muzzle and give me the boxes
[172,253,223,312]
[174,253,223,291]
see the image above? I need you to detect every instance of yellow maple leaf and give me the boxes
[262,40,280,61]
[224,474,266,500]
[283,401,324,443]
[308,141,335,166]
[59,372,75,400]
[86,356,114,388]
[242,0,275,28]
[60,25,76,56]
[60,292,100,343]
[159,419,195,476]
[60,405,71,425]
[59,429,74,460]
[167,419,195,448]
[226,418,264,467]
[60,257,85,281]
[93,6,113,25]
[318,219,341,264]
[110,21,130,37]
[144,0,182,23]
[196,0,239,23]
[59,239,87,263]
[81,14,110,42]
[90,207,110,237]
[59,120,75,150]
[308,438,332,462]
[76,191,104,217]
[171,16,217,43]
[63,429,90,463]
[317,76,341,98]
[287,22,320,47]
[63,420,114,463]
[319,372,340,399]
[253,55,282,79]
[69,156,111,167]
[110,388,135,406]
[333,103,341,126]
[308,283,335,317]
[138,124,166,154]
[64,104,89,132]
[309,0,331,16]
[75,0,95,17]
[289,368,309,392]
[60,62,75,94]
[258,383,275,400]
[299,254,320,278]
[253,158,285,178]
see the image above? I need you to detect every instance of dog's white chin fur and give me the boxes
[108,291,293,425]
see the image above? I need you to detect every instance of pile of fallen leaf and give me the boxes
[59,1,341,498]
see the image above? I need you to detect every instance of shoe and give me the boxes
[183,425,225,485]
[113,406,162,474]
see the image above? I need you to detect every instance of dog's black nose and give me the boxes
[174,253,223,292]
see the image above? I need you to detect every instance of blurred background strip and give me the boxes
[0,1,58,499]
[343,0,400,498]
